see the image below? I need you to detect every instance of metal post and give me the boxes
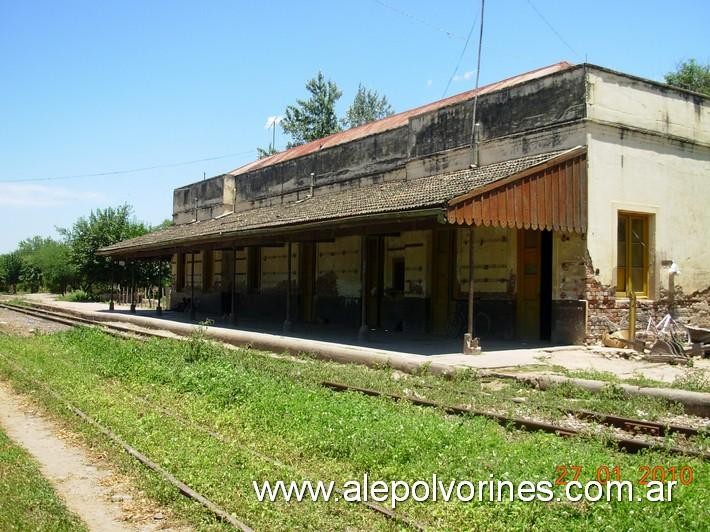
[283,242,292,333]
[231,247,238,325]
[464,227,481,354]
[627,270,636,343]
[190,251,196,320]
[358,235,369,342]
[109,261,115,311]
[156,259,163,316]
[129,261,136,314]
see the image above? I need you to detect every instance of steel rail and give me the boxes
[320,380,709,461]
[0,354,253,531]
[0,302,426,531]
[414,380,702,438]
[3,301,707,461]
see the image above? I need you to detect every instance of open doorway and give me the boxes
[517,229,552,341]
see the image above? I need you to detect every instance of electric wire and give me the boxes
[525,0,582,61]
[371,0,466,41]
[0,149,257,184]
[441,11,479,98]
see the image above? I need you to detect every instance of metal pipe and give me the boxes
[469,0,486,167]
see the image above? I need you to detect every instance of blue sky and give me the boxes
[1,0,708,252]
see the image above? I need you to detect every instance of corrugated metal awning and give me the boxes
[447,146,587,233]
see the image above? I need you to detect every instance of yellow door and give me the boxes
[517,230,541,340]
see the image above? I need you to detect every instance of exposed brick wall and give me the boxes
[584,254,710,343]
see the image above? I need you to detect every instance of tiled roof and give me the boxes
[99,149,569,255]
[227,62,573,177]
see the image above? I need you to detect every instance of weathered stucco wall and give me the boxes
[383,230,431,297]
[174,66,592,223]
[584,68,710,334]
[587,68,710,144]
[260,245,299,293]
[586,125,710,295]
[234,248,247,291]
[315,236,360,298]
[409,67,586,160]
[553,232,587,301]
[455,226,516,296]
[173,175,236,224]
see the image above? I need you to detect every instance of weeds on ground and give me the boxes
[672,369,710,393]
[185,318,217,363]
[0,428,86,531]
[58,290,100,303]
[0,329,707,531]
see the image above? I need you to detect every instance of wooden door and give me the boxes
[517,230,541,340]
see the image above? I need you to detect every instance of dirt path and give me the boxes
[0,380,191,532]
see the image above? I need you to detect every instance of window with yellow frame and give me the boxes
[616,213,649,296]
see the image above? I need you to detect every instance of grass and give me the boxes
[0,427,86,531]
[0,328,707,530]
[57,290,100,303]
[561,367,710,394]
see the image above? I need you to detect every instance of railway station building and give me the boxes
[99,62,710,350]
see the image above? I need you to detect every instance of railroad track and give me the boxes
[0,301,425,530]
[2,301,708,464]
[414,380,703,438]
[320,381,709,460]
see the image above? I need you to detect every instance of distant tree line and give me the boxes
[0,205,171,300]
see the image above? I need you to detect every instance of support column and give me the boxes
[109,260,115,311]
[156,259,163,316]
[190,251,196,321]
[129,261,136,314]
[283,242,292,333]
[463,227,481,354]
[231,247,238,325]
[358,235,369,342]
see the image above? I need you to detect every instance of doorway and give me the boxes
[517,229,552,340]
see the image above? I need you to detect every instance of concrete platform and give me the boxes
[16,294,709,385]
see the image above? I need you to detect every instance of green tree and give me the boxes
[664,59,710,96]
[58,205,149,292]
[342,84,394,129]
[0,252,24,294]
[17,237,77,294]
[281,72,342,147]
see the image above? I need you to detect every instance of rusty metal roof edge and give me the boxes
[226,62,575,179]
